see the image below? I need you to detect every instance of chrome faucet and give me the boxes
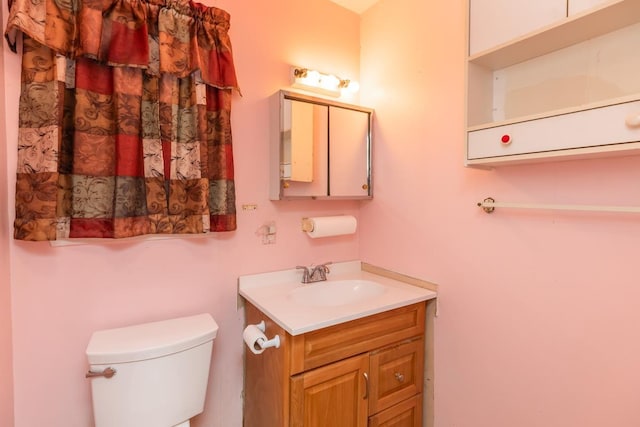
[296,262,332,284]
[310,262,331,282]
[296,265,311,283]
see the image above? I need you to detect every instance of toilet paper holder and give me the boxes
[255,321,280,350]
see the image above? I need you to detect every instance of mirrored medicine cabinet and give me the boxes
[270,90,373,200]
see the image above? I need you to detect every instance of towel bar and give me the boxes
[477,197,640,214]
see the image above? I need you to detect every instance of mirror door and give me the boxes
[281,99,329,197]
[329,106,370,197]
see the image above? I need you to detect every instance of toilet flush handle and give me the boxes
[86,367,117,379]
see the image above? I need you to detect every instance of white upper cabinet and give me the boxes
[466,0,640,167]
[469,0,566,55]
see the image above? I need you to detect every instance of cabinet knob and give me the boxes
[625,113,640,128]
[500,134,511,145]
[394,372,405,383]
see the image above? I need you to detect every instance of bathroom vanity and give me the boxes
[239,261,437,427]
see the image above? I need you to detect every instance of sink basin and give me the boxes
[239,260,438,334]
[288,279,385,307]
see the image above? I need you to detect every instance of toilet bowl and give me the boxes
[86,313,218,427]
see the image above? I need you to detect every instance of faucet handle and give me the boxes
[319,261,332,272]
[309,263,331,282]
[296,265,311,283]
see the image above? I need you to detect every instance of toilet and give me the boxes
[85,313,218,427]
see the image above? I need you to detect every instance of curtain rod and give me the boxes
[477,197,640,214]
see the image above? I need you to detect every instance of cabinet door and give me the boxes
[469,0,567,55]
[568,0,611,16]
[290,354,368,427]
[329,106,370,197]
[281,99,329,197]
[368,394,422,427]
[369,338,424,415]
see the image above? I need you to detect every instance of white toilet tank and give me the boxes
[86,313,218,427]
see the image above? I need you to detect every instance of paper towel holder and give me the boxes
[255,321,281,350]
[300,215,358,238]
[301,217,314,232]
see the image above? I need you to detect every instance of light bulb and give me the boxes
[320,74,340,90]
[306,70,320,85]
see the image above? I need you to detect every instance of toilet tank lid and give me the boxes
[86,313,218,365]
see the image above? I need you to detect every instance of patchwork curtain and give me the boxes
[5,0,239,241]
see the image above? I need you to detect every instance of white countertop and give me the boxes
[238,261,437,335]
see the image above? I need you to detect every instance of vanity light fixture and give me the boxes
[292,67,359,97]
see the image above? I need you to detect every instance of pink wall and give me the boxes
[1,2,15,424]
[2,1,362,425]
[360,1,640,426]
[7,0,638,426]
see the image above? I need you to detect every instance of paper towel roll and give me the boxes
[304,215,357,238]
[243,325,267,355]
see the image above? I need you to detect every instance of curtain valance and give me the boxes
[5,0,239,90]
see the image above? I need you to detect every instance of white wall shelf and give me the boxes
[465,0,640,167]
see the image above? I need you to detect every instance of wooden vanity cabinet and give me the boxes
[369,338,424,418]
[243,301,427,427]
[290,354,369,427]
[369,394,422,427]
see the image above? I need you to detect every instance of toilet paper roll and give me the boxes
[305,215,357,238]
[243,325,267,355]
